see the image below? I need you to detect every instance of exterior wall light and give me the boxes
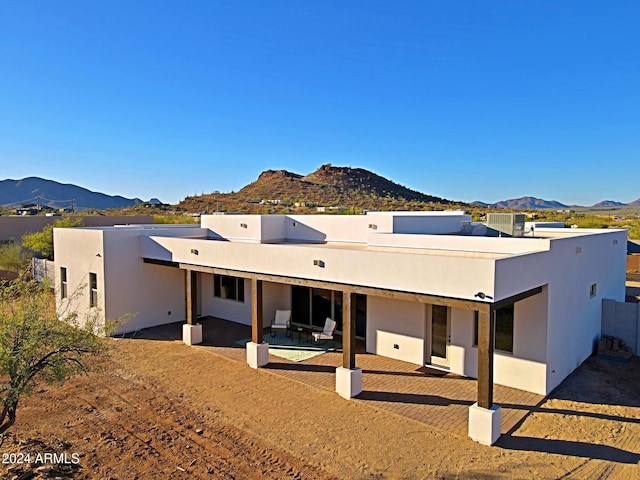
[313,259,325,268]
[368,224,377,230]
[240,223,248,228]
[474,292,493,300]
[190,249,199,255]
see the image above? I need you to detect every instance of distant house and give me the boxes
[16,203,53,216]
[54,210,626,445]
[16,207,39,216]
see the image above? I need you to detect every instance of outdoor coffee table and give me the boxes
[294,326,311,343]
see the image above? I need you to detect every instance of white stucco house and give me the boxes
[53,211,626,445]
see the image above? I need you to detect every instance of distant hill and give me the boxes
[493,197,569,209]
[482,196,569,210]
[592,200,626,208]
[473,196,640,210]
[179,164,453,213]
[0,177,143,211]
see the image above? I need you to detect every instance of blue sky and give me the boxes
[1,1,638,205]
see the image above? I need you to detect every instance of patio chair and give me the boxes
[312,317,336,346]
[271,310,291,337]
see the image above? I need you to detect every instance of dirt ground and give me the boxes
[2,337,639,479]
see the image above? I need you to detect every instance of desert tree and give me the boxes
[0,274,113,440]
[21,217,82,260]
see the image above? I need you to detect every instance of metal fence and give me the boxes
[32,258,55,284]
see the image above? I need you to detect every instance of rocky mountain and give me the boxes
[0,177,143,211]
[179,164,452,213]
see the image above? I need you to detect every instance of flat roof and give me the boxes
[213,238,528,259]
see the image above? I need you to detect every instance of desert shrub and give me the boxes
[0,277,109,437]
[0,243,30,272]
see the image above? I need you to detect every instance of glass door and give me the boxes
[291,286,310,325]
[430,305,449,368]
[355,294,367,340]
[311,288,332,328]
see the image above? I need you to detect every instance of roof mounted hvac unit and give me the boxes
[486,213,525,238]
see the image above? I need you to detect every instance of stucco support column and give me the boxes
[469,308,501,445]
[183,270,202,345]
[247,277,268,368]
[336,291,361,399]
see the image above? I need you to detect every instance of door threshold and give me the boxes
[426,363,450,372]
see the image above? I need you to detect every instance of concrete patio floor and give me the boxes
[130,316,544,438]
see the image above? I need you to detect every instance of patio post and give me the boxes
[469,307,501,445]
[247,277,269,368]
[182,269,202,345]
[336,291,362,399]
[186,269,197,326]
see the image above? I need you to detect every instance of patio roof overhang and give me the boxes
[143,257,544,412]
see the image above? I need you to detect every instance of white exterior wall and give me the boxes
[201,274,251,325]
[200,211,473,245]
[55,225,203,335]
[199,277,289,327]
[286,215,370,243]
[448,290,549,395]
[263,282,291,325]
[142,236,497,302]
[54,228,106,330]
[201,214,264,242]
[448,308,474,375]
[392,213,471,234]
[543,230,625,393]
[367,296,425,365]
[101,227,203,334]
[494,228,626,393]
[261,216,287,242]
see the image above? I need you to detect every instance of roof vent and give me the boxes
[486,213,525,238]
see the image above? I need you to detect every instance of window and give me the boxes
[89,272,98,308]
[494,305,514,353]
[60,267,68,299]
[213,275,244,302]
[473,305,514,354]
[590,283,597,299]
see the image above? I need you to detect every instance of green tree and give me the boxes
[21,217,81,260]
[0,276,108,437]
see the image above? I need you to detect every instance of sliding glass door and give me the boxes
[291,286,366,339]
[312,288,333,328]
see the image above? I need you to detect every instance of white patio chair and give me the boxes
[270,310,291,337]
[312,317,336,346]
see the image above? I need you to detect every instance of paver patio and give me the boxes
[133,316,544,438]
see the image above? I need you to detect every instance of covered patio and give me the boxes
[135,317,544,438]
